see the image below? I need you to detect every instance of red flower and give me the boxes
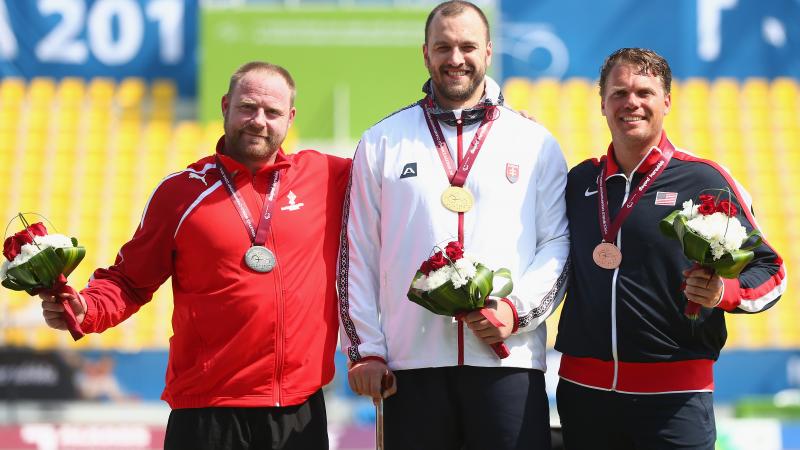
[428,251,448,271]
[3,222,48,261]
[698,194,716,205]
[697,201,716,216]
[419,260,433,275]
[716,200,738,217]
[444,241,464,261]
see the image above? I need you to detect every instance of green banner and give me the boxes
[200,7,431,142]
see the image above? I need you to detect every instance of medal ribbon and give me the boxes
[597,143,674,243]
[421,96,496,187]
[216,156,281,247]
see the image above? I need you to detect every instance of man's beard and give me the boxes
[225,126,281,161]
[432,65,485,106]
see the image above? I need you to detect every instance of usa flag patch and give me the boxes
[654,191,678,206]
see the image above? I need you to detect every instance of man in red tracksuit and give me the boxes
[39,62,351,450]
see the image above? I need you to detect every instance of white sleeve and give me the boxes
[507,134,571,333]
[337,134,387,363]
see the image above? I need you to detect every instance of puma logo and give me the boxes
[189,172,208,186]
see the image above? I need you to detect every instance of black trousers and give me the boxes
[384,366,551,450]
[557,380,716,450]
[163,389,328,450]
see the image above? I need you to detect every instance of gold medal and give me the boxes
[592,242,622,269]
[441,186,474,212]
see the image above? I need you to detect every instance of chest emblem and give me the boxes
[280,191,305,211]
[654,191,678,206]
[400,162,418,179]
[506,163,519,183]
[188,172,208,186]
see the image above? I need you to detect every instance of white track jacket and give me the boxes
[338,78,570,371]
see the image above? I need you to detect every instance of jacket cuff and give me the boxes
[499,297,519,333]
[717,278,740,311]
[354,355,386,365]
[78,291,97,332]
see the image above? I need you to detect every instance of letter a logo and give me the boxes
[400,162,418,179]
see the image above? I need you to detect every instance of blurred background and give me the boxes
[0,0,798,449]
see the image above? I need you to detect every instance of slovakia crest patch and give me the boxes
[506,163,519,183]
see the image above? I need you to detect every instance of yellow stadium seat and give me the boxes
[27,77,56,104]
[152,78,177,102]
[57,77,86,105]
[87,77,116,104]
[0,77,26,107]
[118,77,146,110]
[502,77,533,112]
[742,78,769,111]
[681,78,711,108]
[770,77,798,109]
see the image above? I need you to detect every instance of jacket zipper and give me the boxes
[272,207,285,406]
[610,176,631,390]
[456,118,465,366]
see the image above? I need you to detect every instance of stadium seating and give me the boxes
[0,76,796,351]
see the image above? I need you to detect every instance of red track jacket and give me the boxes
[79,138,351,408]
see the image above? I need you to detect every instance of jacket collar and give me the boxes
[214,136,293,177]
[421,76,504,126]
[602,131,671,179]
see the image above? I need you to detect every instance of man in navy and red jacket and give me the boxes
[556,48,786,450]
[39,62,350,450]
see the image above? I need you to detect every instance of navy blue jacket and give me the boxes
[556,134,786,393]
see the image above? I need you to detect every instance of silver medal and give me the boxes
[245,246,276,273]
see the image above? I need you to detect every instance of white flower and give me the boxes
[0,260,8,281]
[680,200,699,219]
[6,234,74,269]
[685,212,749,261]
[413,253,479,291]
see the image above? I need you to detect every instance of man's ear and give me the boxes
[221,94,230,116]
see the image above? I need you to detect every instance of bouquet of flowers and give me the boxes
[660,190,761,319]
[407,241,513,358]
[2,214,86,340]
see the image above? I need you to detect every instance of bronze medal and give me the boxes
[592,242,622,269]
[441,186,474,212]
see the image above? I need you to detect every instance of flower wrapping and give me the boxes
[659,191,761,319]
[407,241,514,358]
[2,215,87,340]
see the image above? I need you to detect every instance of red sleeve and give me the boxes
[80,178,180,333]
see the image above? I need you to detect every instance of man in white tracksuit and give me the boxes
[337,1,570,448]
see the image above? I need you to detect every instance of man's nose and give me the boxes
[447,49,465,66]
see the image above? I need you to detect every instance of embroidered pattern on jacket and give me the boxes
[337,163,363,362]
[518,256,570,329]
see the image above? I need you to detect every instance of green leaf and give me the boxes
[659,209,682,239]
[5,265,39,287]
[490,268,514,298]
[56,246,85,277]
[673,215,714,264]
[2,277,27,291]
[27,248,62,287]
[711,249,754,279]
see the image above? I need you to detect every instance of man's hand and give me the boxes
[463,298,514,345]
[683,267,724,308]
[348,359,397,403]
[39,290,86,329]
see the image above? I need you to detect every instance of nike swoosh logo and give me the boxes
[585,188,598,197]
